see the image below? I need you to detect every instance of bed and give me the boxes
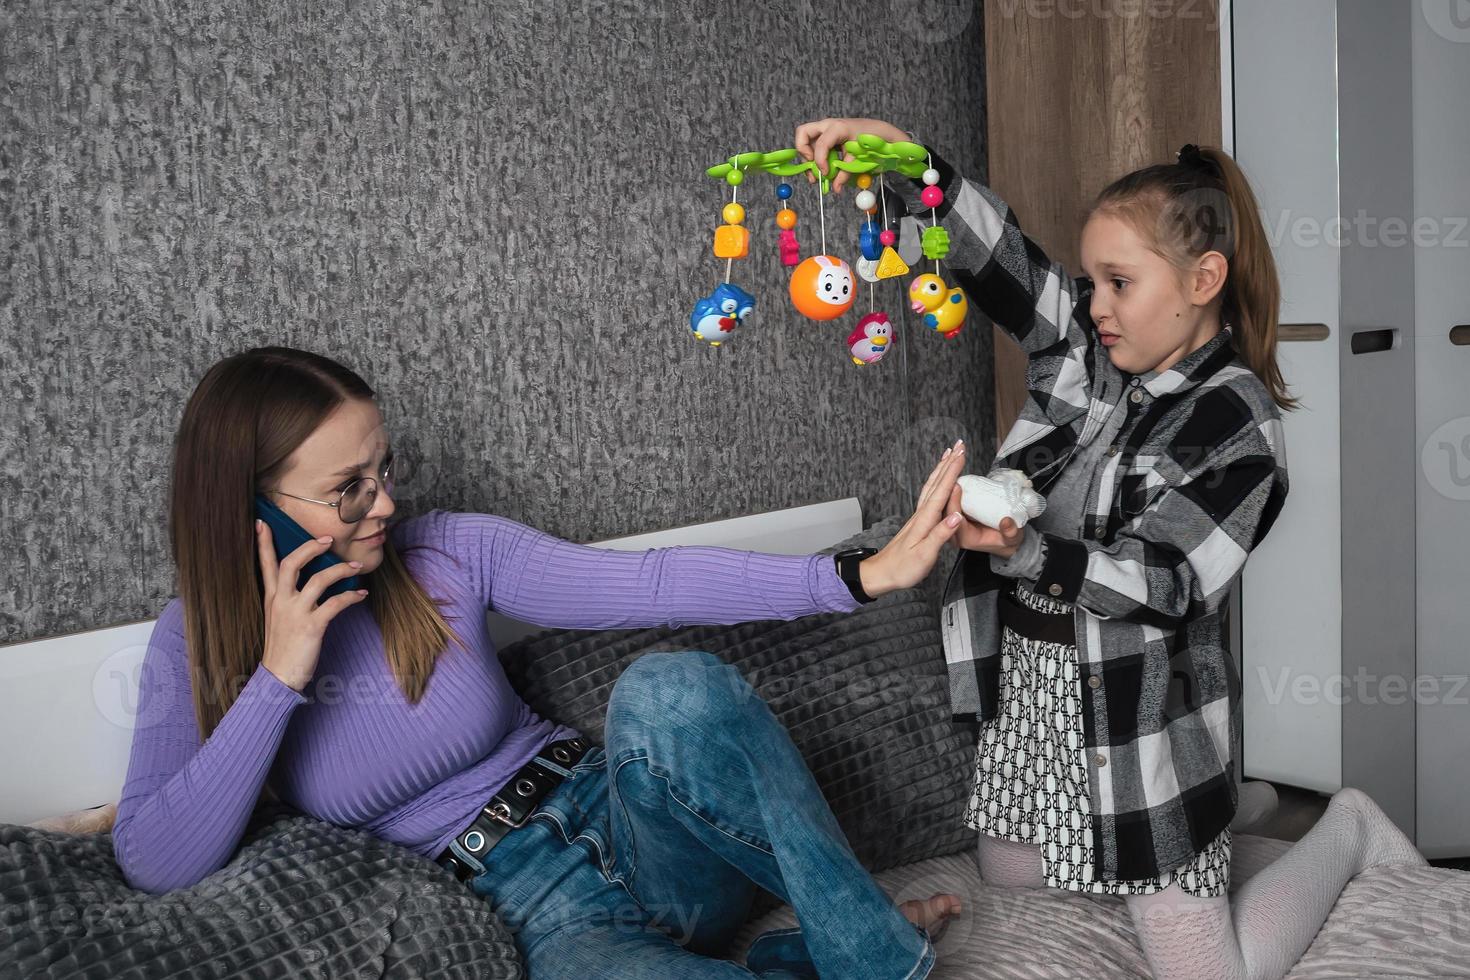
[3,498,1467,978]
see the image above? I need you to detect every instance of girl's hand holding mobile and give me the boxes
[793,117,913,194]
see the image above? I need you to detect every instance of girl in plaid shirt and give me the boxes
[796,117,1428,980]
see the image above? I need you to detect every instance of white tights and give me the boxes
[975,787,1427,980]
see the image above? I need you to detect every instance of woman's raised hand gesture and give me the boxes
[855,439,970,597]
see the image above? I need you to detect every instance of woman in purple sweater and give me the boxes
[113,347,1009,979]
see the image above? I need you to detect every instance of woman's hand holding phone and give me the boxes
[255,520,369,693]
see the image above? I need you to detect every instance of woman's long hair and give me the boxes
[169,347,469,747]
[1091,145,1300,412]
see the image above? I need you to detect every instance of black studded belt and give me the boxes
[435,735,592,883]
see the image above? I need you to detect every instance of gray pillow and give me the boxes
[497,516,974,874]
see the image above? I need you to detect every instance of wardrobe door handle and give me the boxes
[1349,328,1397,355]
[1449,324,1470,346]
[1279,322,1331,342]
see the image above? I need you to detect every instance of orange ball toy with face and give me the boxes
[788,254,855,321]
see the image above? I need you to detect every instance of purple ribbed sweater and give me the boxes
[113,508,860,894]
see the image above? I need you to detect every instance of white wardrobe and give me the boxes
[1230,0,1470,858]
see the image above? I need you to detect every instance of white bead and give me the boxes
[922,168,940,186]
[854,189,876,211]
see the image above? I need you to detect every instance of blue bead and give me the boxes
[776,183,792,200]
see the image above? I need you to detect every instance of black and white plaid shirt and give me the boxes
[889,145,1290,882]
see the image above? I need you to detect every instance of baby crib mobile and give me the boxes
[693,134,969,365]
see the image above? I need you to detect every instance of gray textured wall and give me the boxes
[0,0,992,643]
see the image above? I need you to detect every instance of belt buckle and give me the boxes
[485,798,531,829]
[482,738,589,831]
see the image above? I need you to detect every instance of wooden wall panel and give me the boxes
[983,1,1223,434]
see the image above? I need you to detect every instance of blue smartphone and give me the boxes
[254,493,361,604]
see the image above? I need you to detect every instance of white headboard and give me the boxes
[0,497,863,825]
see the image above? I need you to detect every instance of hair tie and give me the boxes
[1176,143,1220,179]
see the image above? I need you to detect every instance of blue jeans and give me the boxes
[456,650,936,979]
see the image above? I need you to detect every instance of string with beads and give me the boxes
[723,177,742,284]
[775,182,799,267]
[841,171,896,366]
[855,174,881,315]
[907,154,970,340]
[920,154,947,274]
[689,164,756,347]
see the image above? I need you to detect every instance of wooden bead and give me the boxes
[776,208,797,230]
[722,202,745,225]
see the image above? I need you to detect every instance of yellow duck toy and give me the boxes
[908,273,968,338]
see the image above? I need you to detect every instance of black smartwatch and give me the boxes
[832,547,880,604]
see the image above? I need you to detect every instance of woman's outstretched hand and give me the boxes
[857,439,969,598]
[793,116,910,195]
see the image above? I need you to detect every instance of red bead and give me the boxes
[921,186,944,208]
[879,229,897,246]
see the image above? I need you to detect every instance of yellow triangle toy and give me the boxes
[875,246,910,281]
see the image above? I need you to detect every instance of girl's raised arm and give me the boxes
[887,140,1100,393]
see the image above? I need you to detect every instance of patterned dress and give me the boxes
[963,578,1232,896]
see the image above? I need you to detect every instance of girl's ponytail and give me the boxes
[1093,146,1300,413]
[1200,146,1298,412]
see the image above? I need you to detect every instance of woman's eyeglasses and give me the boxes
[263,450,400,524]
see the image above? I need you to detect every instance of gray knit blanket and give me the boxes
[0,805,522,979]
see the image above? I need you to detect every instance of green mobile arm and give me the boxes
[705,134,930,193]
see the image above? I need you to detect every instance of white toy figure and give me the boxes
[957,468,1047,529]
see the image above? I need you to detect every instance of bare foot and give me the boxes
[899,892,962,940]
